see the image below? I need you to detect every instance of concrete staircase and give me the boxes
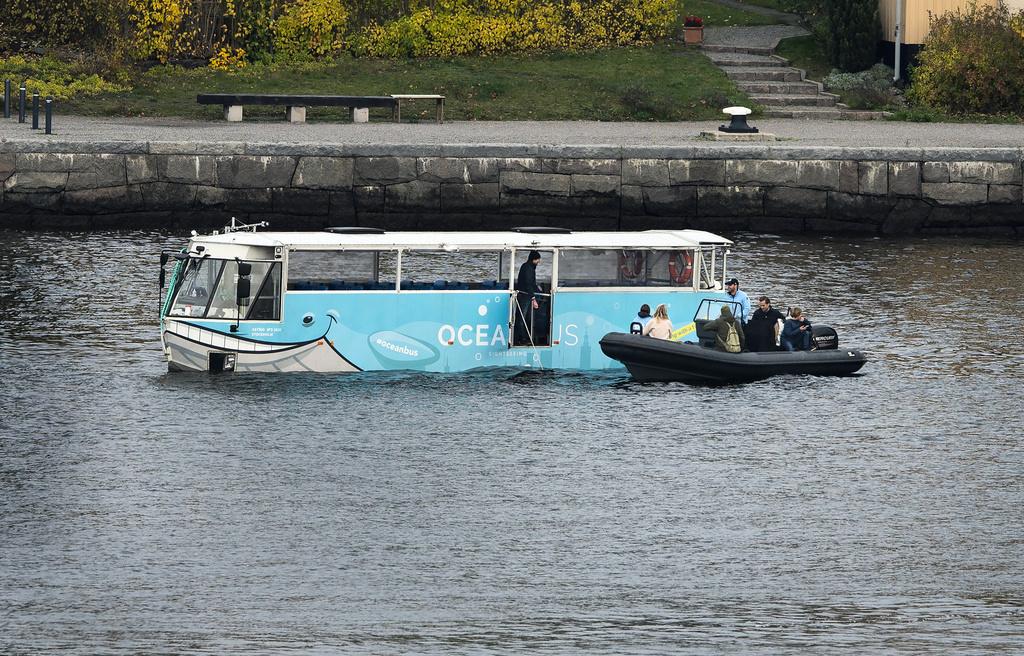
[703,44,885,119]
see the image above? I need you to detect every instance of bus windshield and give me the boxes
[168,258,281,320]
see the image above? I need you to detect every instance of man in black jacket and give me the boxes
[747,295,786,351]
[515,250,542,345]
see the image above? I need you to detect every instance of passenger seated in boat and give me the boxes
[747,296,786,352]
[781,307,813,351]
[630,304,653,334]
[641,304,673,340]
[702,305,745,353]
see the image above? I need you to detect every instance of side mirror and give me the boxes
[238,262,252,277]
[236,277,251,306]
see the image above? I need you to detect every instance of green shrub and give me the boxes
[823,0,879,72]
[908,3,1024,115]
[823,63,899,109]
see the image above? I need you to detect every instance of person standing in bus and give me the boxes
[725,278,751,325]
[515,251,542,345]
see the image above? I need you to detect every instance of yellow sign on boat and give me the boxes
[672,322,696,341]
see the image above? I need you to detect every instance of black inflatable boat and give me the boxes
[600,332,868,384]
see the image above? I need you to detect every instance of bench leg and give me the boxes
[437,99,444,123]
[286,105,306,123]
[224,105,243,122]
[352,107,369,123]
[393,101,401,123]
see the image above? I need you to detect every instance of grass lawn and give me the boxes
[774,34,831,82]
[60,42,753,122]
[685,0,784,26]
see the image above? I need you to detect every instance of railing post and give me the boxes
[32,92,40,129]
[3,80,10,119]
[45,97,53,134]
[18,84,26,123]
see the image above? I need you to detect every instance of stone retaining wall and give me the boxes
[1,142,1022,234]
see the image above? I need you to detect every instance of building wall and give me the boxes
[880,0,999,45]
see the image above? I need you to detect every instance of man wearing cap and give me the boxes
[724,278,750,326]
[515,250,543,345]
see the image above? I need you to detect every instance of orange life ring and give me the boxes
[668,250,694,285]
[618,250,644,280]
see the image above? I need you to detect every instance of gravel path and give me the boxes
[702,25,809,48]
[2,116,1023,149]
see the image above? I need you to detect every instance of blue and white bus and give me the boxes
[159,223,734,373]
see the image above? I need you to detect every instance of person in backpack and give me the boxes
[703,305,745,353]
[630,303,653,334]
[781,306,813,351]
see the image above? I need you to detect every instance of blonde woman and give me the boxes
[642,304,673,340]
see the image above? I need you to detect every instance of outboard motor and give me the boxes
[811,325,839,350]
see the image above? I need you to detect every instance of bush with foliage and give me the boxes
[823,0,879,72]
[0,54,130,99]
[908,3,1024,115]
[823,64,900,109]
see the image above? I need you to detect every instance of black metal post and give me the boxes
[18,85,26,123]
[45,98,53,134]
[32,92,40,129]
[3,80,10,118]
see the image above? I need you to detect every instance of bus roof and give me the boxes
[193,229,733,250]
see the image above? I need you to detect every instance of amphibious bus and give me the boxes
[159,223,734,373]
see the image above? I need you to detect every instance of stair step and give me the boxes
[763,107,846,118]
[749,93,837,107]
[707,53,783,67]
[723,67,803,82]
[701,44,774,56]
[735,81,820,94]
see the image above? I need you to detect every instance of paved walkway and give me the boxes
[2,115,1022,149]
[705,0,805,26]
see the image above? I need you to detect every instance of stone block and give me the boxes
[838,161,859,194]
[286,106,306,123]
[577,196,621,218]
[500,194,581,215]
[764,187,827,217]
[2,191,62,212]
[4,171,68,192]
[668,159,726,185]
[950,161,1022,185]
[441,183,500,212]
[354,156,417,185]
[225,105,242,121]
[497,157,545,174]
[126,155,158,184]
[726,159,800,186]
[621,185,645,215]
[921,182,988,205]
[354,185,385,212]
[571,174,619,197]
[888,161,921,197]
[418,157,500,183]
[139,182,198,210]
[622,159,670,186]
[922,162,949,183]
[216,156,297,188]
[637,186,696,217]
[352,107,369,123]
[15,153,75,172]
[386,180,441,211]
[64,185,142,213]
[988,184,1023,204]
[62,155,126,191]
[293,157,354,189]
[327,192,357,221]
[0,153,15,181]
[798,160,843,190]
[881,198,931,235]
[826,192,895,225]
[500,171,570,196]
[540,158,620,176]
[163,155,217,185]
[224,188,274,212]
[858,161,887,196]
[272,188,330,215]
[195,185,230,208]
[697,185,764,217]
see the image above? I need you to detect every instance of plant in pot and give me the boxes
[683,15,704,45]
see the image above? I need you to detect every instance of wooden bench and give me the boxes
[196,93,397,123]
[390,94,445,123]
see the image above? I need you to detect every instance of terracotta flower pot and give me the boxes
[684,27,703,45]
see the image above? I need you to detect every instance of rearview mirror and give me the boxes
[237,277,251,306]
